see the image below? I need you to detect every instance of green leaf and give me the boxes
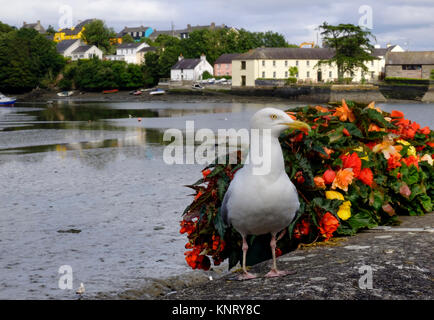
[214,209,227,238]
[418,195,432,212]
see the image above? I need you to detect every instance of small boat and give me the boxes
[103,89,119,94]
[133,90,142,96]
[57,91,74,97]
[149,88,165,95]
[0,92,17,105]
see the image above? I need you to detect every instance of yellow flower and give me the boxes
[421,154,433,166]
[352,146,369,161]
[372,138,402,160]
[407,145,416,157]
[325,191,345,201]
[337,201,352,220]
[396,139,410,146]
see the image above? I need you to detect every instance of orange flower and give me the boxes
[180,220,196,235]
[368,123,383,132]
[293,219,311,239]
[323,169,336,185]
[319,212,340,241]
[343,128,350,136]
[286,111,297,120]
[358,168,373,187]
[315,105,329,113]
[314,176,326,189]
[333,99,355,122]
[332,168,355,192]
[320,147,334,159]
[390,110,405,124]
[372,139,402,159]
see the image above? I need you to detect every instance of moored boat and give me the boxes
[149,88,165,95]
[0,92,17,105]
[103,89,119,94]
[57,91,74,97]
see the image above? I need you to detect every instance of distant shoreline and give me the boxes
[12,85,434,104]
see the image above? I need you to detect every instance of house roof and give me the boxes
[234,47,336,60]
[214,53,240,64]
[71,45,93,54]
[120,26,150,33]
[56,39,80,53]
[386,51,434,65]
[137,46,156,53]
[117,42,146,49]
[172,58,201,70]
[61,19,95,35]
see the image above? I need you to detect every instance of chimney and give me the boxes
[211,22,215,28]
[200,53,206,61]
[178,53,184,61]
[187,24,191,29]
[23,21,26,25]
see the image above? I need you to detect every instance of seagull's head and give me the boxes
[250,107,310,137]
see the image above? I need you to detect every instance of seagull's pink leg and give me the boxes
[238,235,257,280]
[265,232,296,278]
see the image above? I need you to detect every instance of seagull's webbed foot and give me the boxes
[265,269,296,278]
[238,271,258,281]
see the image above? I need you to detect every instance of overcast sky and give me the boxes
[1,0,433,50]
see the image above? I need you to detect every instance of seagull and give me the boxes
[76,282,85,295]
[221,108,310,280]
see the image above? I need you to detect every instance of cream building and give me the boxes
[232,46,402,87]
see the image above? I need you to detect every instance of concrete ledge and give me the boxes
[164,213,433,300]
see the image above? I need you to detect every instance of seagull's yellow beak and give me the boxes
[280,120,311,132]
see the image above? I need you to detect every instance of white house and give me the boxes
[232,45,404,86]
[114,42,149,64]
[70,45,103,61]
[56,39,82,58]
[56,39,103,61]
[170,54,214,81]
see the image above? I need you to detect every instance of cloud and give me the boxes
[0,0,432,50]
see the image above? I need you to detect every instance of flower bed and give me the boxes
[180,100,434,271]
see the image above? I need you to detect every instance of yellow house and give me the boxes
[53,19,95,42]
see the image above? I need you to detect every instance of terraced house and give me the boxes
[232,46,401,87]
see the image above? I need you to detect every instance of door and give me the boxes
[241,76,246,86]
[317,70,322,82]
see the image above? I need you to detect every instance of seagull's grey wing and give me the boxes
[221,187,232,227]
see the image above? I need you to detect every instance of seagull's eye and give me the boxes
[270,114,277,120]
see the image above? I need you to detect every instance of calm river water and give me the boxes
[0,100,433,299]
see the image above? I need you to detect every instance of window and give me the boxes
[296,73,298,78]
[262,60,265,67]
[285,61,288,67]
[262,71,265,78]
[371,72,375,79]
[402,65,421,70]
[296,60,299,66]
[241,61,246,70]
[329,71,332,78]
[273,71,276,78]
[371,61,374,66]
[306,60,310,66]
[307,71,310,78]
[285,71,288,78]
[273,60,276,67]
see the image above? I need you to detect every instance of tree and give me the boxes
[81,19,116,53]
[0,28,65,92]
[0,21,15,35]
[46,25,56,36]
[318,22,376,81]
[121,33,134,44]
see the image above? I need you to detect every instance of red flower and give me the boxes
[295,171,305,184]
[323,169,336,185]
[387,154,402,171]
[341,153,362,178]
[343,128,350,136]
[202,169,211,179]
[399,183,411,198]
[390,110,405,124]
[275,248,282,257]
[402,156,419,169]
[319,212,340,241]
[420,126,430,135]
[358,168,373,187]
[293,220,310,239]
